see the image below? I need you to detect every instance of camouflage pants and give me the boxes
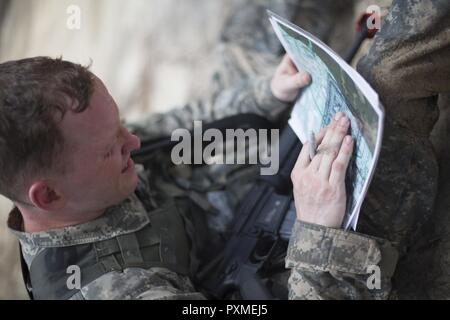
[356,0,450,299]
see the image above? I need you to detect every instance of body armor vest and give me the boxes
[27,199,191,300]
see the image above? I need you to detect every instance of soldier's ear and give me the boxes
[28,181,65,211]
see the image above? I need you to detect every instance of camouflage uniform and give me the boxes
[8,192,206,300]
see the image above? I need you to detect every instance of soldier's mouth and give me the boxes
[122,157,133,173]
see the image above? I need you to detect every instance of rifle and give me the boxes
[196,125,301,300]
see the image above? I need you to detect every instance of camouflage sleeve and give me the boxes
[127,76,290,140]
[71,267,206,300]
[286,221,399,300]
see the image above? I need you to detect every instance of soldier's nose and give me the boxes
[129,133,141,152]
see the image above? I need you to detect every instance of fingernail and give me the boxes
[345,136,353,144]
[303,74,311,83]
[339,117,349,126]
[334,112,343,121]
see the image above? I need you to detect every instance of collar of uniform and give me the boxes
[7,193,150,248]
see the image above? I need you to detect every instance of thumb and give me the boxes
[292,71,311,89]
[271,70,311,102]
[281,71,311,92]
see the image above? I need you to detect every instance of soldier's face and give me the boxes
[58,77,141,213]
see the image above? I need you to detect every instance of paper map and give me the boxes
[269,11,384,230]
